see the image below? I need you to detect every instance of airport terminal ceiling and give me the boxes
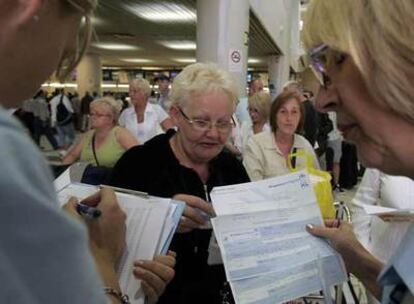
[90,0,282,70]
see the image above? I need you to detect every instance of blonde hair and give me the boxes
[282,80,301,92]
[129,78,152,99]
[170,63,238,108]
[302,0,414,122]
[90,97,122,123]
[56,0,97,81]
[248,92,272,121]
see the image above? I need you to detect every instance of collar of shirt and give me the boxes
[261,132,307,155]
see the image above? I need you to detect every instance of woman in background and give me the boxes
[240,92,271,154]
[119,78,174,144]
[62,97,138,167]
[243,92,319,181]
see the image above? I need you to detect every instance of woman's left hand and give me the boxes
[133,251,176,303]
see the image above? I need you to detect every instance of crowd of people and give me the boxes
[1,0,414,303]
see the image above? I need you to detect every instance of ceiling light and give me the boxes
[92,43,139,51]
[174,58,196,63]
[123,3,196,23]
[159,41,196,50]
[122,58,153,63]
[248,58,261,64]
[141,67,164,70]
[102,84,130,88]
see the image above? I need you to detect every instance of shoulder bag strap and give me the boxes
[91,133,100,166]
[291,147,297,169]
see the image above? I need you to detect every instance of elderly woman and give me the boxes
[119,78,174,144]
[110,63,250,304]
[62,97,138,168]
[243,91,320,181]
[0,1,174,303]
[239,91,271,153]
[302,0,414,303]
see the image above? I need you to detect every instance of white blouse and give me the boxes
[243,131,320,181]
[240,121,270,154]
[352,168,414,263]
[118,103,169,144]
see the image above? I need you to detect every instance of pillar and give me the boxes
[196,0,250,98]
[76,53,102,98]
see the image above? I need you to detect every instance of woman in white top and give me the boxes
[244,92,320,181]
[352,169,413,263]
[119,78,174,143]
[240,92,271,154]
[352,169,414,303]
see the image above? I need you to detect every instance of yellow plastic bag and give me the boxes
[287,149,336,219]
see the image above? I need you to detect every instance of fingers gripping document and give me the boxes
[210,171,347,304]
[56,183,184,304]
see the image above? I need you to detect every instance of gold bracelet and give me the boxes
[103,287,130,304]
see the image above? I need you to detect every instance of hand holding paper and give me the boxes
[173,194,214,233]
[133,251,176,304]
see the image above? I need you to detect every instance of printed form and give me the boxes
[211,171,347,304]
[57,183,184,304]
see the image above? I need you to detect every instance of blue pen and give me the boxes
[76,202,101,219]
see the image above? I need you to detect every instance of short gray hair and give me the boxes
[130,78,152,99]
[170,63,238,108]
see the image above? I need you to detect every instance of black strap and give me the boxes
[291,147,297,169]
[91,133,100,166]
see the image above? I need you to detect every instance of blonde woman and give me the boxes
[240,92,271,153]
[301,0,414,302]
[62,97,139,168]
[119,78,174,143]
[0,1,175,303]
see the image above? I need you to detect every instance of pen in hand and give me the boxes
[76,202,102,219]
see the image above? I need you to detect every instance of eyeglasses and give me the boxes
[90,112,111,118]
[55,1,94,81]
[178,107,235,133]
[308,44,348,89]
[308,44,332,88]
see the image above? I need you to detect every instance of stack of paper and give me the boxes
[210,171,347,304]
[57,183,184,304]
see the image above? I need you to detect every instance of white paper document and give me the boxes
[57,183,184,304]
[362,205,414,221]
[211,171,347,304]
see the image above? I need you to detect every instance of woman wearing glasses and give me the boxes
[62,97,138,168]
[243,91,320,181]
[110,63,250,304]
[302,0,414,302]
[0,1,175,303]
